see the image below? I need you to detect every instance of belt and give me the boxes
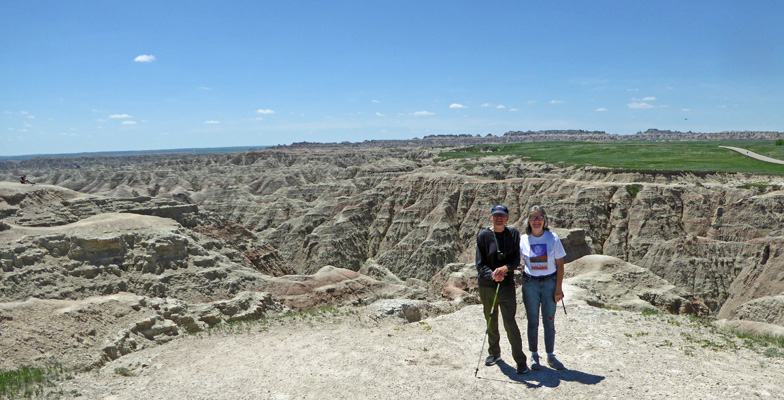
[524,272,556,281]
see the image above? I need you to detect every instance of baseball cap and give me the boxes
[490,205,509,216]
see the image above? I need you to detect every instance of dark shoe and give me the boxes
[485,355,500,366]
[547,355,565,370]
[530,355,541,370]
[517,364,529,374]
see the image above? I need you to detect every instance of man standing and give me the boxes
[476,205,528,374]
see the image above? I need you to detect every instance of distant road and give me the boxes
[719,146,784,165]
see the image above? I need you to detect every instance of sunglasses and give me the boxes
[529,216,545,221]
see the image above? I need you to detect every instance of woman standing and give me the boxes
[520,205,566,370]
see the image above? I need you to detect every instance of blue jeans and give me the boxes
[522,275,557,354]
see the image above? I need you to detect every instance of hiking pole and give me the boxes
[474,283,501,377]
[561,299,567,315]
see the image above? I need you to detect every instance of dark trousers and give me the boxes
[479,284,526,366]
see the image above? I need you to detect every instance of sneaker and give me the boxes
[516,364,529,374]
[530,355,541,370]
[547,355,565,370]
[485,355,500,366]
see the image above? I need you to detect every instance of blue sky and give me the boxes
[2,1,783,156]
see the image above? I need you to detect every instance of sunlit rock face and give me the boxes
[3,143,784,327]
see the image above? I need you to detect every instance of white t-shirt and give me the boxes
[520,230,567,277]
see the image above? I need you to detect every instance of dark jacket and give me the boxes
[475,227,521,288]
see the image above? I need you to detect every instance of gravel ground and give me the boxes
[52,289,784,400]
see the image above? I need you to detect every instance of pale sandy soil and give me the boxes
[51,285,784,400]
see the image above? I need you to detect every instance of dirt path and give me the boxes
[54,286,784,400]
[720,146,784,165]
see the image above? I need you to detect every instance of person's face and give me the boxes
[529,211,545,231]
[492,213,508,227]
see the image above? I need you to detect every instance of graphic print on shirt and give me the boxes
[530,243,548,270]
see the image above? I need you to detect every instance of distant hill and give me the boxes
[0,145,270,162]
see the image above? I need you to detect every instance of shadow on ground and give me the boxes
[476,360,605,388]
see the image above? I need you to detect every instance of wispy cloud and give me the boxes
[481,103,492,107]
[633,97,657,101]
[549,100,564,104]
[628,102,654,109]
[199,87,212,91]
[134,54,156,63]
[122,121,137,125]
[204,120,220,124]
[411,111,435,116]
[509,108,519,112]
[110,114,132,119]
[681,108,691,112]
[257,109,276,114]
[449,103,468,109]
[595,108,608,112]
[627,88,639,92]
[527,100,538,104]
[375,112,384,117]
[372,99,380,103]
[496,105,506,109]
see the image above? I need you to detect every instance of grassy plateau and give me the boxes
[439,140,784,176]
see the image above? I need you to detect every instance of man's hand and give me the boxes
[554,288,564,302]
[492,266,508,282]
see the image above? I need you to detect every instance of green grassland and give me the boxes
[438,140,784,176]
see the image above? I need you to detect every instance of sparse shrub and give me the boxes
[625,184,643,200]
[114,367,134,377]
[776,139,784,146]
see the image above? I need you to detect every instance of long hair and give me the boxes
[524,205,550,235]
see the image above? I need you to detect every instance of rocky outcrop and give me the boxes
[565,255,709,314]
[0,291,288,371]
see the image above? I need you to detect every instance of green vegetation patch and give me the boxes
[439,140,784,175]
[0,364,71,399]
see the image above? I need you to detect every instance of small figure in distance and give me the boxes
[20,175,35,185]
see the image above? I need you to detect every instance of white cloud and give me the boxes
[595,108,607,112]
[256,109,276,115]
[549,100,564,104]
[633,97,657,101]
[449,103,467,109]
[372,99,380,103]
[134,55,156,63]
[628,102,654,109]
[204,120,220,124]
[411,111,435,116]
[110,114,132,119]
[122,121,137,125]
[627,88,639,92]
[481,103,492,107]
[375,112,384,117]
[496,105,506,109]
[681,108,691,112]
[509,108,519,112]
